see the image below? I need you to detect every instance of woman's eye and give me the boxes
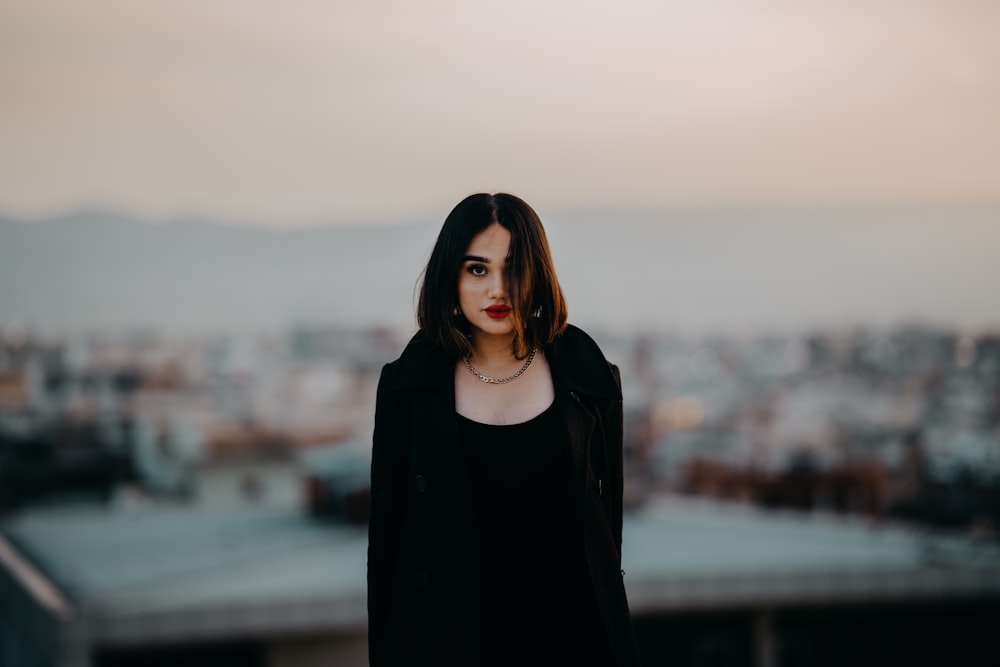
[467,264,488,277]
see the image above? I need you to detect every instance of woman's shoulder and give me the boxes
[552,323,612,363]
[378,330,453,393]
[549,324,621,400]
[557,323,600,344]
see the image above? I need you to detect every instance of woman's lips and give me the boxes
[484,305,511,319]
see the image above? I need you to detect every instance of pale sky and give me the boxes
[1,0,999,226]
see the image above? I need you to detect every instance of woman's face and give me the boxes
[458,223,515,342]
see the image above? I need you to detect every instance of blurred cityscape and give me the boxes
[2,320,999,666]
[1,322,998,529]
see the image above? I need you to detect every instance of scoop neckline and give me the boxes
[455,401,555,427]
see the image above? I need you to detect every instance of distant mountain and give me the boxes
[2,203,999,337]
[0,211,436,336]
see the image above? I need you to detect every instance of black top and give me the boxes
[457,403,613,666]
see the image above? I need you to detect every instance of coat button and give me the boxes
[415,474,427,493]
[414,570,428,588]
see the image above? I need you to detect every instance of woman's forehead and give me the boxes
[464,223,511,259]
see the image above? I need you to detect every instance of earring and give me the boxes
[453,307,460,316]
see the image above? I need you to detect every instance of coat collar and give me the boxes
[546,324,622,400]
[386,324,621,400]
[385,331,453,391]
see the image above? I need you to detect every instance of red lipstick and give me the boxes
[484,305,511,319]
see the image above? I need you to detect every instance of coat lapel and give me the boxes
[554,388,594,526]
[547,325,621,524]
[410,379,470,495]
[388,333,470,494]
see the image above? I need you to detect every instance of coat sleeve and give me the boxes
[368,363,407,666]
[606,362,626,566]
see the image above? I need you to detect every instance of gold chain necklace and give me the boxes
[462,348,537,384]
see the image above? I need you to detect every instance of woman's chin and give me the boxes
[469,320,515,339]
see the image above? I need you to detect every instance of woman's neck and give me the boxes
[468,333,517,367]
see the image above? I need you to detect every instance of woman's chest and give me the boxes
[453,359,555,425]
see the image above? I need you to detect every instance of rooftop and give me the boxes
[2,465,999,649]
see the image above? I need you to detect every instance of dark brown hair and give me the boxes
[417,193,568,359]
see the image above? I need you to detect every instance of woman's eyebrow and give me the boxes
[462,255,490,263]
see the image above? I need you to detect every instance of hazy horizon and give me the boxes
[3,203,998,339]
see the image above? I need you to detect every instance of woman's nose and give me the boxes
[488,273,505,298]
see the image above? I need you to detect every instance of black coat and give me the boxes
[368,324,642,666]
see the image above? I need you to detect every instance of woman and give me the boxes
[368,193,641,666]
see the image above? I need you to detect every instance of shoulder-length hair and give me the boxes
[417,193,568,359]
